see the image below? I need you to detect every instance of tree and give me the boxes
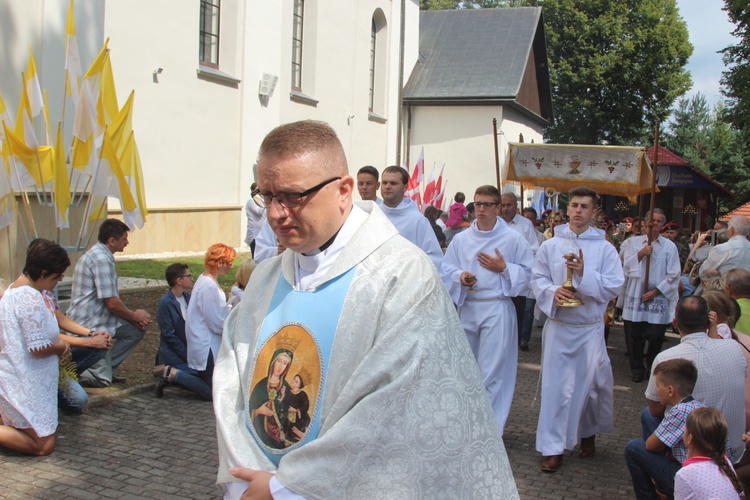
[721,0,750,142]
[539,0,693,145]
[663,97,750,212]
[662,94,711,172]
[420,0,693,145]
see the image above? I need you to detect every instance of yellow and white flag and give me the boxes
[65,0,82,110]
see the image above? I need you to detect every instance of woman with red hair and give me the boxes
[185,243,236,387]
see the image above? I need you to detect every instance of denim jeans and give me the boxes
[79,321,145,387]
[58,378,89,412]
[170,363,212,401]
[624,407,678,499]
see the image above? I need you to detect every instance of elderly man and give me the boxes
[356,165,380,202]
[700,215,750,276]
[67,219,152,387]
[440,185,533,435]
[379,165,443,268]
[621,209,681,382]
[641,296,746,466]
[214,121,518,499]
[532,186,624,472]
[500,192,540,347]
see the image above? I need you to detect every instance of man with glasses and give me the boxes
[621,208,681,383]
[440,185,534,435]
[152,263,212,400]
[214,121,517,499]
[379,165,443,268]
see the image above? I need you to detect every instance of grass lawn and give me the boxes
[115,252,253,290]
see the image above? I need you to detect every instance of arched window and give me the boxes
[369,10,387,116]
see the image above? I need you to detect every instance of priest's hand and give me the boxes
[641,288,658,302]
[478,249,507,273]
[230,468,273,500]
[460,272,477,287]
[566,249,584,276]
[554,287,576,305]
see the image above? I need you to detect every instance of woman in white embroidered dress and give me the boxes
[0,239,71,456]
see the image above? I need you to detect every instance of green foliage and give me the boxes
[721,0,750,142]
[115,252,252,291]
[662,96,750,213]
[539,0,693,145]
[662,94,711,172]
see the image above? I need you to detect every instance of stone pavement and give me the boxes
[0,322,670,499]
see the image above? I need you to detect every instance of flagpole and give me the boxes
[33,149,50,205]
[76,154,102,250]
[492,118,501,190]
[9,162,37,239]
[83,199,107,250]
[643,122,660,295]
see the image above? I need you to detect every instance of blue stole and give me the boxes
[245,266,357,465]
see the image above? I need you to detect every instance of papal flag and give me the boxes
[54,122,71,228]
[25,46,44,118]
[86,128,136,230]
[65,0,82,110]
[2,122,54,189]
[118,131,147,229]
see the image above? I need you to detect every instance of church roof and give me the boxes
[404,7,552,123]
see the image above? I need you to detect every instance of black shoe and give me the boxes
[154,367,171,398]
[631,374,644,383]
[112,375,127,384]
[519,341,529,352]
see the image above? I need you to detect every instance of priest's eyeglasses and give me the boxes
[254,177,342,209]
[474,202,499,209]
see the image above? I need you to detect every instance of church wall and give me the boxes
[408,104,544,207]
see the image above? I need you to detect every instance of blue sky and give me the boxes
[676,0,738,109]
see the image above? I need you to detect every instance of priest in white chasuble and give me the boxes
[214,121,519,500]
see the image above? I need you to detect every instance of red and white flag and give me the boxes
[407,147,424,207]
[422,163,437,207]
[432,165,445,209]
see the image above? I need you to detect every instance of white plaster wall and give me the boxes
[408,104,544,206]
[103,0,244,210]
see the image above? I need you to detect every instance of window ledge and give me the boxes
[290,90,319,107]
[368,111,387,124]
[197,65,242,85]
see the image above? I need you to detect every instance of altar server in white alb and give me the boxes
[531,186,624,473]
[621,208,681,383]
[379,165,444,269]
[214,121,519,499]
[440,185,534,435]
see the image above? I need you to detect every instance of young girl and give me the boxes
[674,407,744,499]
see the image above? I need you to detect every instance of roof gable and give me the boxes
[404,7,552,122]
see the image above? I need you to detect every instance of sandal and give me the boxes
[155,366,171,398]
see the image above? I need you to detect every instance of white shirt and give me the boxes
[505,213,540,255]
[185,274,228,370]
[245,197,265,245]
[699,234,750,275]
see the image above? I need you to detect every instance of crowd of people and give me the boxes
[1,119,749,499]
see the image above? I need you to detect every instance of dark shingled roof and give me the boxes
[404,7,546,102]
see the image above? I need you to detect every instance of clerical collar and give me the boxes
[301,222,346,257]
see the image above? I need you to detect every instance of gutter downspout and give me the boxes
[395,0,406,165]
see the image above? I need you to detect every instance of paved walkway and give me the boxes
[0,323,670,499]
